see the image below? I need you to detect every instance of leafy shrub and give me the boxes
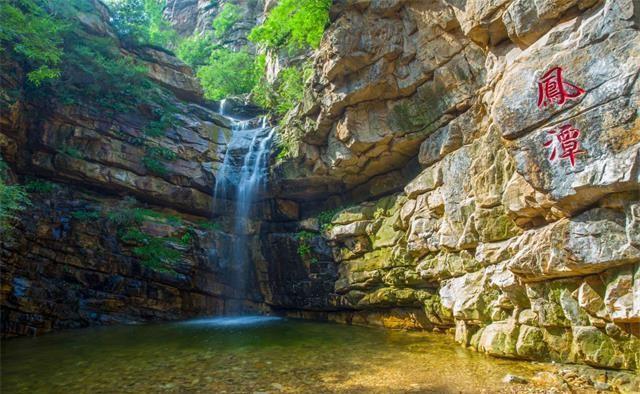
[275,65,310,114]
[296,230,316,259]
[0,157,29,233]
[104,201,190,271]
[122,228,183,270]
[107,0,149,45]
[317,208,339,231]
[252,61,312,118]
[60,36,152,111]
[142,107,175,137]
[71,209,102,221]
[212,3,241,39]
[106,203,147,227]
[276,141,291,160]
[197,220,221,231]
[196,48,259,100]
[248,0,331,51]
[142,145,177,176]
[24,178,56,193]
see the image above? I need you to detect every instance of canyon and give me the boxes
[1,0,639,385]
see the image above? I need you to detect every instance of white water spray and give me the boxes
[213,109,274,302]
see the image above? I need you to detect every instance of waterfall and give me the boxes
[213,109,274,306]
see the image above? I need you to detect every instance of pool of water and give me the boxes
[2,316,554,393]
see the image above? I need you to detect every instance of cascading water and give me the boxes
[213,106,274,307]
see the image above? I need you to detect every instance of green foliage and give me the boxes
[0,0,67,86]
[212,3,241,39]
[122,228,183,270]
[373,207,385,220]
[197,220,221,231]
[106,202,151,227]
[317,208,339,231]
[143,110,175,137]
[197,48,259,100]
[197,49,256,100]
[107,0,149,45]
[60,35,152,111]
[103,201,190,271]
[144,0,178,48]
[276,65,309,114]
[248,0,331,51]
[179,231,192,245]
[175,33,218,69]
[71,209,101,221]
[276,141,291,160]
[106,203,183,227]
[142,145,177,176]
[24,178,56,193]
[295,230,318,262]
[0,157,30,233]
[142,156,168,175]
[251,61,312,117]
[58,145,82,159]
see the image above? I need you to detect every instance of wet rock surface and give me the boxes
[0,185,265,337]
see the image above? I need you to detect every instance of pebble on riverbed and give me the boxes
[502,374,529,384]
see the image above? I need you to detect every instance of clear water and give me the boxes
[1,317,554,393]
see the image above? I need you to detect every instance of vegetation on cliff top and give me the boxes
[107,0,178,47]
[248,0,331,52]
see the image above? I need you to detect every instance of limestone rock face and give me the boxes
[163,0,264,51]
[267,0,640,371]
[0,4,230,217]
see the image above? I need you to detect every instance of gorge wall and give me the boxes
[0,0,267,336]
[263,0,640,372]
[1,0,639,376]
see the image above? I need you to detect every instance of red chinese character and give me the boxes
[544,124,586,167]
[537,67,585,108]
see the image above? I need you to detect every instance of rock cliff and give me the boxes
[266,0,640,371]
[164,0,265,50]
[0,0,264,336]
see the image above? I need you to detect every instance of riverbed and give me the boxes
[2,316,559,393]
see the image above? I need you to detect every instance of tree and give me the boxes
[196,48,258,100]
[106,0,178,47]
[248,0,331,51]
[0,0,66,86]
[144,0,178,48]
[176,32,218,69]
[107,0,151,45]
[212,3,242,39]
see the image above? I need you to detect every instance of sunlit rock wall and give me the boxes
[270,0,640,370]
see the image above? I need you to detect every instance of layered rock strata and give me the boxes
[268,0,640,370]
